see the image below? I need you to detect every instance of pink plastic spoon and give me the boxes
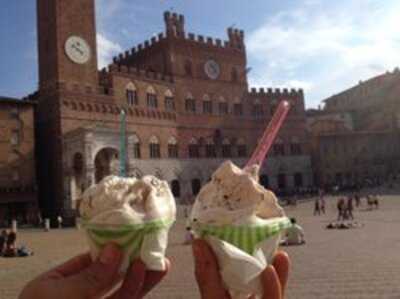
[245,100,291,169]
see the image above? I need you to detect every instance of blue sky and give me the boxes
[1,0,399,108]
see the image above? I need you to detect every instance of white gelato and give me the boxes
[79,175,176,272]
[190,161,288,299]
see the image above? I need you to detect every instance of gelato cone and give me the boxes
[79,175,176,272]
[190,161,290,299]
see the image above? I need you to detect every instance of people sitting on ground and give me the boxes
[326,221,364,230]
[3,231,34,258]
[281,217,305,246]
[3,231,17,257]
[0,230,8,256]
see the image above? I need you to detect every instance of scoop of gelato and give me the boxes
[80,175,176,225]
[79,175,176,272]
[191,161,284,226]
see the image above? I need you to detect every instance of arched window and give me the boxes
[184,60,193,77]
[126,82,138,106]
[131,134,141,159]
[185,93,196,113]
[221,138,231,158]
[273,138,285,156]
[188,138,200,158]
[149,136,160,158]
[218,96,228,115]
[192,179,201,196]
[205,139,217,158]
[233,97,243,116]
[146,86,158,109]
[168,136,179,158]
[252,99,264,118]
[202,94,213,114]
[171,180,181,198]
[237,138,247,157]
[231,67,238,82]
[290,137,302,155]
[164,89,175,111]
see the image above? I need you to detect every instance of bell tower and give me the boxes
[37,0,99,90]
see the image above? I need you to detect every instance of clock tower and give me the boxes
[37,0,99,90]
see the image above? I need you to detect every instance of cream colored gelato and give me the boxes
[79,175,176,272]
[191,161,285,226]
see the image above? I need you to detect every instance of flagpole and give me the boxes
[120,109,127,177]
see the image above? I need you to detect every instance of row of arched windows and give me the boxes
[129,135,248,159]
[125,82,291,118]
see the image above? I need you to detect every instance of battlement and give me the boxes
[111,32,166,65]
[248,87,304,98]
[103,64,174,83]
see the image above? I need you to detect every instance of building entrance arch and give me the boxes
[71,153,84,206]
[94,148,119,183]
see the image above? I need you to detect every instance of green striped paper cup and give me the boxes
[191,217,291,255]
[81,218,175,270]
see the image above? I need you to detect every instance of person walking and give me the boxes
[347,196,354,220]
[313,197,320,216]
[320,196,326,214]
[337,198,345,221]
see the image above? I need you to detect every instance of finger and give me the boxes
[261,266,282,299]
[192,239,230,299]
[52,253,92,277]
[139,258,170,297]
[112,259,146,299]
[67,243,123,298]
[272,251,290,297]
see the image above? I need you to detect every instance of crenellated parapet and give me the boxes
[102,64,174,83]
[247,87,304,99]
[111,32,167,66]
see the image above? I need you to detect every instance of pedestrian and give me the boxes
[57,215,63,229]
[313,197,320,216]
[347,196,354,220]
[337,198,345,221]
[320,196,326,214]
[0,230,8,256]
[355,193,360,208]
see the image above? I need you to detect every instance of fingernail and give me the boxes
[99,243,120,265]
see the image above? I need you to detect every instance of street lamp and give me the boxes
[120,109,127,177]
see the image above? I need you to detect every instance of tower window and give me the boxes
[185,98,196,113]
[165,97,175,111]
[219,102,229,115]
[126,90,138,106]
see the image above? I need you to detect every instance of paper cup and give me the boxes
[81,218,175,272]
[191,217,291,299]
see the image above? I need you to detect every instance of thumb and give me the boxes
[67,243,123,298]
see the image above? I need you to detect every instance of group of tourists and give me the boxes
[0,230,33,258]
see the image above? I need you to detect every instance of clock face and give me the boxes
[204,60,220,80]
[65,36,91,64]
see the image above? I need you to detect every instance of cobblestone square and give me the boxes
[1,196,400,299]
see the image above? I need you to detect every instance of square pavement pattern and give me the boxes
[1,196,400,299]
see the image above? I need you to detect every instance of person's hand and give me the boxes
[19,243,169,299]
[192,239,290,299]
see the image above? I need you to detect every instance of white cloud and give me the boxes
[97,33,123,69]
[247,0,400,108]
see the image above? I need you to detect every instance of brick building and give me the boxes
[0,97,38,225]
[309,69,400,187]
[33,0,312,221]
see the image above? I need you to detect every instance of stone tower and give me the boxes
[37,0,98,90]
